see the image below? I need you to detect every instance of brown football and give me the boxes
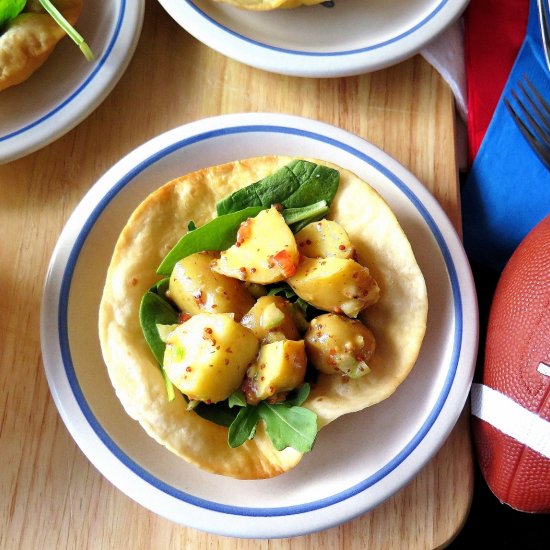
[471,214,550,513]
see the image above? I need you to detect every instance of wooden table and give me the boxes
[0,1,473,548]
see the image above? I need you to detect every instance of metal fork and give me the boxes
[538,0,550,71]
[504,74,550,170]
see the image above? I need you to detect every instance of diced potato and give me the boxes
[243,340,307,404]
[167,252,254,320]
[287,257,380,318]
[305,314,375,378]
[163,313,259,403]
[211,207,299,284]
[240,295,301,343]
[295,219,354,259]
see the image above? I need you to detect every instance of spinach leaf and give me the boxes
[157,206,263,276]
[283,163,339,209]
[216,160,302,215]
[216,160,339,216]
[258,402,317,452]
[157,161,339,276]
[154,277,170,299]
[282,200,329,233]
[139,280,179,365]
[139,281,179,400]
[161,369,176,401]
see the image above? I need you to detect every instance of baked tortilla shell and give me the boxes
[99,156,428,479]
[0,0,83,92]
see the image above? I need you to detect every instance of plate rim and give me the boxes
[40,112,478,537]
[157,0,469,77]
[0,0,145,164]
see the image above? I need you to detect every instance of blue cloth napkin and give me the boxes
[461,0,550,272]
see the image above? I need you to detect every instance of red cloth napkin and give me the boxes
[464,0,530,164]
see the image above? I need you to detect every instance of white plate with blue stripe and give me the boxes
[41,113,477,537]
[157,0,468,77]
[0,1,144,164]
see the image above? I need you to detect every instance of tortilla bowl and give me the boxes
[0,0,83,92]
[98,155,428,479]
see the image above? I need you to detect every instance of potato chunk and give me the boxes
[163,313,259,403]
[287,257,380,317]
[305,314,375,378]
[211,207,299,284]
[243,340,307,404]
[167,252,254,320]
[295,219,354,259]
[240,295,301,343]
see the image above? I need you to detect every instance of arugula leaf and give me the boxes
[228,405,260,448]
[216,160,339,216]
[157,206,263,276]
[224,384,317,452]
[258,402,317,452]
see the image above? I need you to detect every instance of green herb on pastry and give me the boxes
[0,0,92,92]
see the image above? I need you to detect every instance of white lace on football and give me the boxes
[471,383,550,459]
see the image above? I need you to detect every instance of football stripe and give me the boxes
[471,383,550,459]
[538,362,550,377]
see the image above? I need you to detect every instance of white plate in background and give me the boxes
[158,0,468,77]
[0,0,145,164]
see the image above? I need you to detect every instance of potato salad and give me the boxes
[140,161,380,453]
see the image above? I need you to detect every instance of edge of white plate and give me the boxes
[0,0,145,164]
[157,0,469,77]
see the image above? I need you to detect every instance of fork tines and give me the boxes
[504,74,550,170]
[538,0,550,71]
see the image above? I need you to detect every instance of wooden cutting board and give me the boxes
[0,1,472,548]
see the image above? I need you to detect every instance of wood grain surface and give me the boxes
[0,1,473,548]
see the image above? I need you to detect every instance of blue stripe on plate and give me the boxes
[0,1,126,142]
[184,0,452,56]
[57,124,462,517]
